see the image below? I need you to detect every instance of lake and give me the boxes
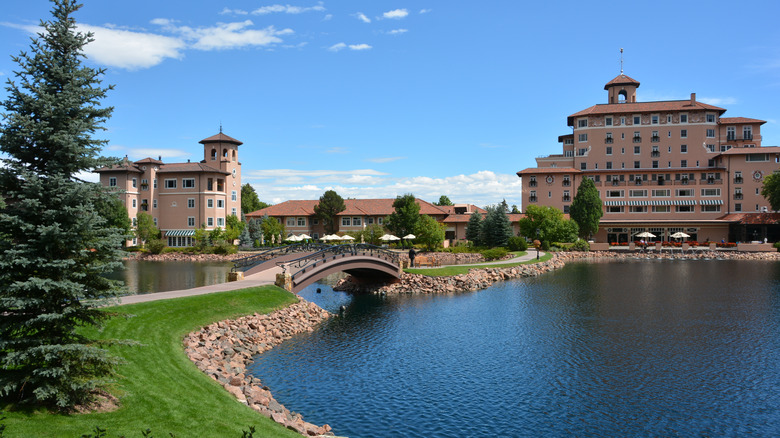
[249,259,780,437]
[111,259,234,294]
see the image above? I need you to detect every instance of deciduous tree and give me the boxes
[761,172,780,212]
[0,0,125,408]
[518,205,578,245]
[135,212,160,248]
[241,183,269,215]
[415,214,446,251]
[314,190,346,235]
[436,195,453,206]
[385,194,420,242]
[569,178,603,239]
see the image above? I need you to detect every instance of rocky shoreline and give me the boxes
[125,251,249,262]
[183,300,335,436]
[183,249,780,436]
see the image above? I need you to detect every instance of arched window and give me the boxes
[232,150,236,161]
[223,148,228,158]
[211,148,217,160]
[619,90,627,103]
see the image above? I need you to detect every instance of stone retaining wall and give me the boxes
[183,300,335,436]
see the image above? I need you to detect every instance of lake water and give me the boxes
[249,259,780,437]
[111,259,234,294]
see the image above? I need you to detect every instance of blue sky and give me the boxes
[3,1,780,208]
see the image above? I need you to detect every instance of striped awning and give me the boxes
[700,199,724,205]
[164,229,196,237]
[604,200,626,206]
[673,200,696,205]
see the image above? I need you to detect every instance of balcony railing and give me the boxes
[651,136,660,142]
[744,133,753,140]
[528,181,537,187]
[734,177,743,184]
[528,196,537,202]
[705,179,722,185]
[734,193,743,200]
[562,180,571,187]
[651,151,660,157]
[726,134,736,141]
[633,136,642,143]
[634,179,643,186]
[562,196,571,202]
[605,137,614,144]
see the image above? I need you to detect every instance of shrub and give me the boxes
[212,241,237,255]
[146,239,166,254]
[571,239,590,251]
[507,236,528,252]
[540,240,551,251]
[481,247,508,261]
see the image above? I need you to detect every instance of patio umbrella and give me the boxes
[636,231,656,239]
[340,235,355,241]
[320,234,339,242]
[403,234,416,240]
[285,234,301,242]
[299,234,312,240]
[670,232,690,239]
[379,234,400,241]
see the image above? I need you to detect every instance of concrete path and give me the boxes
[118,250,547,306]
[410,250,546,268]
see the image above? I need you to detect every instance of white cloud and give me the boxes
[323,14,333,21]
[220,8,249,15]
[419,9,432,14]
[349,43,372,51]
[366,156,406,163]
[130,148,191,159]
[382,9,409,19]
[387,29,408,35]
[245,169,523,207]
[326,147,349,154]
[78,24,185,70]
[354,12,371,23]
[161,20,292,51]
[252,2,326,15]
[328,42,346,52]
[699,96,738,106]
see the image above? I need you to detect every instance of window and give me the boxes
[680,114,688,123]
[153,199,157,209]
[652,189,670,197]
[564,138,573,145]
[217,199,224,208]
[606,190,624,198]
[207,217,214,227]
[634,161,640,169]
[164,179,177,189]
[529,190,537,202]
[153,217,158,226]
[580,162,586,170]
[606,206,624,213]
[653,206,671,213]
[633,115,641,125]
[187,198,195,208]
[367,218,374,225]
[528,176,537,187]
[606,147,613,155]
[676,205,693,213]
[680,144,687,153]
[286,217,295,226]
[578,119,588,128]
[231,190,237,201]
[217,217,225,227]
[231,208,237,216]
[652,161,658,168]
[353,217,362,226]
[701,188,720,196]
[706,129,715,138]
[634,146,641,154]
[578,133,588,142]
[629,190,647,197]
[629,206,647,213]
[605,117,613,126]
[207,199,214,208]
[109,177,116,187]
[606,161,613,169]
[188,217,196,227]
[621,117,626,125]
[132,199,136,208]
[297,217,306,226]
[141,179,148,190]
[707,114,715,123]
[182,178,195,189]
[735,203,742,212]
[680,129,687,138]
[378,218,383,225]
[727,126,736,140]
[701,205,721,213]
[132,178,137,188]
[743,126,753,140]
[207,178,213,191]
[746,154,769,162]
[667,115,672,123]
[681,160,687,168]
[132,218,137,227]
[341,217,351,226]
[676,189,694,197]
[651,115,659,124]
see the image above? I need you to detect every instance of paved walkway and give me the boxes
[118,251,547,306]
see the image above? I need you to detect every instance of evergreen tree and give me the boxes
[569,177,603,239]
[385,194,421,242]
[481,205,513,247]
[313,190,346,234]
[435,195,453,206]
[0,0,125,408]
[465,211,483,245]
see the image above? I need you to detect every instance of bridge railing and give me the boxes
[232,242,334,272]
[278,244,400,282]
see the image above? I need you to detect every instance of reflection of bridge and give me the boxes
[232,243,402,293]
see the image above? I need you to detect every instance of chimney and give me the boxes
[690,93,696,104]
[158,155,162,161]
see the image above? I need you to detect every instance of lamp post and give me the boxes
[535,228,540,260]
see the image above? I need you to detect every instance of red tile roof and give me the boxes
[719,117,766,125]
[604,74,640,90]
[246,198,449,218]
[719,213,780,224]
[156,162,229,174]
[567,100,726,126]
[717,146,780,156]
[199,132,243,145]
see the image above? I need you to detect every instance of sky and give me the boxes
[2,1,780,209]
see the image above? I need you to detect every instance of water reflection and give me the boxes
[108,259,233,294]
[252,260,780,438]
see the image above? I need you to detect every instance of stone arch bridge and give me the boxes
[232,243,402,293]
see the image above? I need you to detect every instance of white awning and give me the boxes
[164,229,196,237]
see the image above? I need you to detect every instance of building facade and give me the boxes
[97,132,242,246]
[518,74,780,243]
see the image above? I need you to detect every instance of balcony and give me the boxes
[726,134,736,141]
[744,133,753,140]
[605,137,614,144]
[734,193,743,200]
[633,136,642,143]
[675,179,696,186]
[651,136,660,142]
[734,177,743,184]
[528,196,538,203]
[609,180,626,186]
[562,196,571,202]
[634,179,643,186]
[562,180,571,187]
[528,181,537,187]
[705,179,722,185]
[657,179,665,186]
[651,151,660,157]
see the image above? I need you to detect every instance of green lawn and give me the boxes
[2,287,304,438]
[405,251,553,277]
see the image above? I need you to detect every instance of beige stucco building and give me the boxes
[97,132,242,246]
[518,73,780,243]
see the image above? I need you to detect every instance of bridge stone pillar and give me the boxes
[275,271,293,292]
[227,271,243,282]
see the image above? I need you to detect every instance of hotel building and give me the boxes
[97,132,242,246]
[517,73,780,243]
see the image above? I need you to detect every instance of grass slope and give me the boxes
[2,286,303,438]
[405,252,553,277]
